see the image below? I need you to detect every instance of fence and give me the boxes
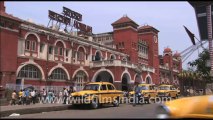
[5,84,70,95]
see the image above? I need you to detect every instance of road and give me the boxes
[5,103,161,118]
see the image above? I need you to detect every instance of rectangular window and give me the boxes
[66,50,68,57]
[49,46,53,54]
[40,43,44,52]
[55,47,58,55]
[31,41,36,51]
[25,41,30,50]
[59,47,63,56]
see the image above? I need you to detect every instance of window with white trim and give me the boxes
[74,71,87,91]
[49,68,67,80]
[18,64,41,79]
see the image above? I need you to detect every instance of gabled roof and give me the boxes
[138,25,159,32]
[111,15,139,26]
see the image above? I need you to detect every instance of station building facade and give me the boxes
[0,2,182,98]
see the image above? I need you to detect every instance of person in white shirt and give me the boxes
[63,88,68,104]
[30,90,36,104]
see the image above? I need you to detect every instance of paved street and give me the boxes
[4,103,160,118]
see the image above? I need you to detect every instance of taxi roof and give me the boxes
[87,82,113,85]
[138,83,153,86]
[159,84,173,87]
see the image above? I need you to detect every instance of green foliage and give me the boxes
[188,49,212,83]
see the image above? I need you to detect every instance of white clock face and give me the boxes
[154,36,158,43]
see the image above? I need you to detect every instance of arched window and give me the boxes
[146,76,152,84]
[25,34,37,52]
[55,41,64,56]
[74,71,87,91]
[122,57,127,61]
[18,64,41,79]
[95,51,101,61]
[110,54,116,60]
[49,68,67,80]
[77,47,85,61]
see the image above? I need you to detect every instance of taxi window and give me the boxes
[100,85,107,90]
[107,84,115,90]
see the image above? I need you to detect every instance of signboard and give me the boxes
[48,10,71,25]
[48,7,92,35]
[74,20,92,34]
[63,7,82,21]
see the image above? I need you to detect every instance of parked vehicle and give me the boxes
[157,84,178,99]
[71,82,123,109]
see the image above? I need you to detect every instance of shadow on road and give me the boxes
[68,104,115,110]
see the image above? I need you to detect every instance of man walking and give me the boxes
[63,88,68,104]
[133,82,142,106]
[11,90,17,105]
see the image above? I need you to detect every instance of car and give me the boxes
[177,88,180,96]
[70,82,123,109]
[157,84,178,99]
[155,95,213,118]
[129,83,158,103]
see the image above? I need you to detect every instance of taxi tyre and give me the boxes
[91,97,99,109]
[113,97,120,107]
[72,104,81,108]
[175,94,178,99]
[146,95,151,104]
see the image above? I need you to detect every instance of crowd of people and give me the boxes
[10,86,76,105]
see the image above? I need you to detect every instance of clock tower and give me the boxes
[138,25,160,84]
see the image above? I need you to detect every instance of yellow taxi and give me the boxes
[71,82,123,109]
[157,84,178,98]
[156,95,213,118]
[129,83,158,103]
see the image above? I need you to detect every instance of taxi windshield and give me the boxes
[159,86,170,90]
[83,84,99,91]
[140,86,149,90]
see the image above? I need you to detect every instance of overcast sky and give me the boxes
[5,1,207,69]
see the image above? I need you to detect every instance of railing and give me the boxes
[90,60,155,73]
[173,58,179,62]
[140,64,155,73]
[5,83,69,95]
[90,60,136,68]
[173,69,179,73]
[138,52,148,59]
[159,65,169,70]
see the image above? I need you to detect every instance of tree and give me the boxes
[188,49,212,95]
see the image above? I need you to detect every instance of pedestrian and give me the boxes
[18,89,23,105]
[133,82,141,106]
[34,90,38,103]
[58,90,63,104]
[47,90,53,103]
[30,90,36,104]
[22,89,26,105]
[68,86,74,104]
[63,88,68,104]
[25,89,30,105]
[11,90,17,105]
[42,88,47,103]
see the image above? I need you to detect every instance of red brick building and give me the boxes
[0,2,182,98]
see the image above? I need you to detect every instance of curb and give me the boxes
[0,105,72,118]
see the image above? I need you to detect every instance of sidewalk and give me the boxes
[0,103,72,118]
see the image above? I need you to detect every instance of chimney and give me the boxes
[0,1,5,12]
